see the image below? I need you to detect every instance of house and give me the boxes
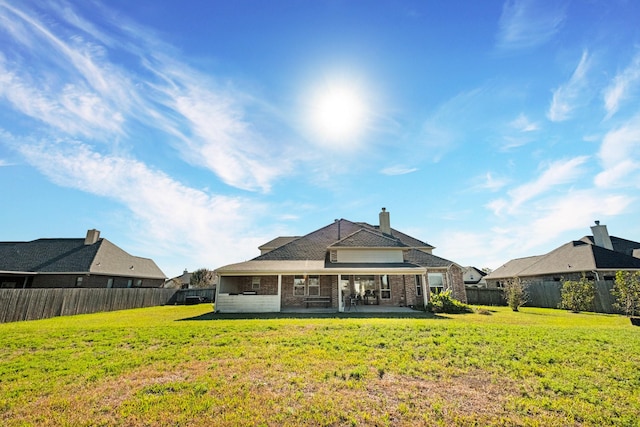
[485,221,640,288]
[463,266,488,287]
[215,208,466,313]
[165,269,192,289]
[0,229,166,289]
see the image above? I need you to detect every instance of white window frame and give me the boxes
[380,275,391,299]
[307,275,320,296]
[293,275,305,296]
[428,273,444,294]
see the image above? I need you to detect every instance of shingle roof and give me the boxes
[579,235,640,257]
[0,237,166,279]
[258,236,300,251]
[0,239,99,272]
[254,218,437,262]
[487,238,640,280]
[485,256,544,280]
[329,229,409,248]
[404,249,456,268]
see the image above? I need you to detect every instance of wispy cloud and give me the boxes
[603,53,640,120]
[496,0,567,50]
[0,1,290,192]
[501,113,540,150]
[442,189,631,269]
[420,88,484,162]
[380,165,418,176]
[472,172,509,192]
[510,113,539,132]
[548,50,591,122]
[595,115,640,188]
[487,156,589,215]
[15,138,267,271]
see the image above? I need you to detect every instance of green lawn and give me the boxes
[1,305,638,426]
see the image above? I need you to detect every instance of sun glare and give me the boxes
[308,82,368,146]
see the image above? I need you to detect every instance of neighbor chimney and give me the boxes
[590,221,613,250]
[84,229,100,245]
[379,208,391,235]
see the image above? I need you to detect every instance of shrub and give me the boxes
[561,275,595,313]
[428,290,472,314]
[611,271,640,317]
[503,278,527,312]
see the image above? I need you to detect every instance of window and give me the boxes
[415,275,422,296]
[307,275,320,296]
[428,273,444,294]
[252,277,261,290]
[75,277,83,287]
[136,279,143,287]
[380,275,391,299]
[127,279,133,288]
[293,275,305,296]
[107,278,114,288]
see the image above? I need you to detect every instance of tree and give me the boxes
[504,277,527,312]
[611,271,640,317]
[561,275,595,313]
[190,268,215,289]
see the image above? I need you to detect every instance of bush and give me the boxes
[428,290,472,314]
[503,278,527,312]
[612,271,640,317]
[561,275,595,313]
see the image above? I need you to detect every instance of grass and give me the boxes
[1,305,639,426]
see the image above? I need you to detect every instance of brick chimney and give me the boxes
[590,221,613,250]
[84,229,101,245]
[379,208,391,235]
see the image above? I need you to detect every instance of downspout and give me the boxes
[592,270,600,281]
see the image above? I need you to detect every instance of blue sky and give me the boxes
[1,0,639,278]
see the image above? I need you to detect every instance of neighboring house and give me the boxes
[463,267,487,287]
[166,269,192,289]
[0,229,166,289]
[215,208,466,313]
[485,221,640,288]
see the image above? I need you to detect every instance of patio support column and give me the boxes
[277,274,282,312]
[422,272,428,310]
[338,274,344,312]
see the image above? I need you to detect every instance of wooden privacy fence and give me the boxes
[0,288,178,323]
[524,280,616,313]
[465,287,505,306]
[465,281,617,313]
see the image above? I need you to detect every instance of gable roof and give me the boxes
[215,218,456,275]
[579,235,640,257]
[0,238,100,273]
[329,229,409,248]
[0,237,166,279]
[487,237,640,280]
[258,236,300,252]
[485,256,543,280]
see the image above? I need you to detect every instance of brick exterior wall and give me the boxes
[229,275,279,295]
[223,271,464,311]
[447,265,466,303]
[281,275,335,308]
